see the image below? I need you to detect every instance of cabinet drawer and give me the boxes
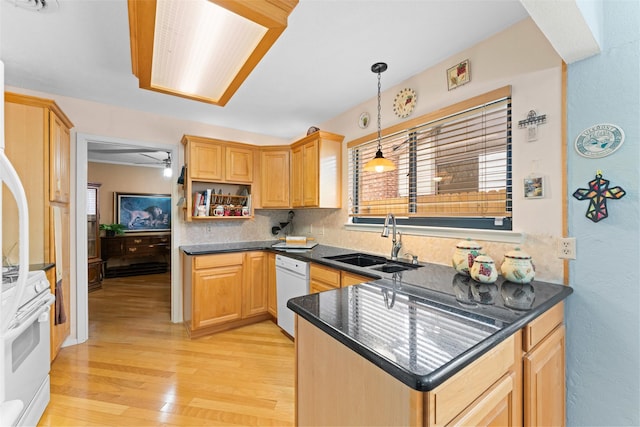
[427,334,516,426]
[310,263,341,287]
[523,303,564,351]
[194,252,244,270]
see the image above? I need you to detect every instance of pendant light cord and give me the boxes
[377,69,382,150]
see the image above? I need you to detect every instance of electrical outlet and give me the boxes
[557,237,576,259]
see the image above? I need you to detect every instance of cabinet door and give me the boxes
[190,140,224,180]
[524,325,566,427]
[260,149,290,208]
[49,110,71,203]
[226,146,254,183]
[341,271,372,287]
[193,264,243,329]
[243,252,268,317]
[302,140,319,207]
[267,252,277,317]
[309,279,337,294]
[290,144,303,207]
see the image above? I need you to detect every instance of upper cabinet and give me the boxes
[260,147,290,208]
[184,135,253,183]
[290,131,343,208]
[49,110,72,203]
[181,135,255,221]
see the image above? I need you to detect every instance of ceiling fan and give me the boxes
[134,152,172,168]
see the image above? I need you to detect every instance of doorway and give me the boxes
[74,133,181,345]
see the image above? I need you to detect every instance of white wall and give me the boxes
[305,18,566,282]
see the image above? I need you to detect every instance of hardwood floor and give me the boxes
[38,273,295,426]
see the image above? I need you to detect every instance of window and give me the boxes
[348,86,512,230]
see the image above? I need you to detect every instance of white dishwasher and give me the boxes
[275,254,310,337]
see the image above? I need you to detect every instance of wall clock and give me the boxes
[393,88,417,118]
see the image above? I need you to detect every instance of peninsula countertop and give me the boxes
[180,241,573,390]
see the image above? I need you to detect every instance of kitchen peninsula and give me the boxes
[180,242,572,425]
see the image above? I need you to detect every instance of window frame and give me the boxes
[347,86,513,231]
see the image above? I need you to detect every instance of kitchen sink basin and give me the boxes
[324,253,387,267]
[372,262,422,273]
[324,253,423,273]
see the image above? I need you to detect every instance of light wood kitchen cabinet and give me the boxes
[243,251,268,318]
[295,300,567,426]
[341,271,373,287]
[267,252,277,317]
[49,110,71,203]
[182,251,272,338]
[309,262,341,294]
[523,304,566,427]
[187,137,224,181]
[181,135,255,222]
[4,92,73,362]
[226,145,253,183]
[290,130,343,208]
[259,148,290,208]
[296,317,521,427]
[310,263,374,293]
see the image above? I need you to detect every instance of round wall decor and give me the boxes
[574,123,625,158]
[393,88,417,118]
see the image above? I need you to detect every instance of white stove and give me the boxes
[1,269,55,426]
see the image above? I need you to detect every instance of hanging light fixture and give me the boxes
[363,62,396,173]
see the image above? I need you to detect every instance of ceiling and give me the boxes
[2,0,533,165]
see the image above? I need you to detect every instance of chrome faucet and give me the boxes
[381,213,402,260]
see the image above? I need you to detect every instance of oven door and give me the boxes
[3,298,53,426]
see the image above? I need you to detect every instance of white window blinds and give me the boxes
[348,88,512,220]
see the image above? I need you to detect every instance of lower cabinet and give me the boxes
[182,251,271,338]
[310,263,373,294]
[523,304,566,427]
[267,252,277,317]
[296,303,567,427]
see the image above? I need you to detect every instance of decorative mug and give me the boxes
[501,247,535,284]
[470,254,498,283]
[452,238,483,276]
[241,206,249,216]
[213,205,224,216]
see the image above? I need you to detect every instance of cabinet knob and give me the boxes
[128,247,137,252]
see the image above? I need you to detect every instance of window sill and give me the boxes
[343,222,524,244]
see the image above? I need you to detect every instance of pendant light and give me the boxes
[363,62,396,173]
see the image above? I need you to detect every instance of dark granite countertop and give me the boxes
[180,241,573,390]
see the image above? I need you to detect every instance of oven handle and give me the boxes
[3,295,55,342]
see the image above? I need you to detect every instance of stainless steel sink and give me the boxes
[324,253,387,267]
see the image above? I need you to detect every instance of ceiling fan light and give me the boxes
[363,149,396,172]
[163,164,173,178]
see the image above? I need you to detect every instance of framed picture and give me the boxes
[115,192,171,232]
[447,59,470,90]
[523,176,544,199]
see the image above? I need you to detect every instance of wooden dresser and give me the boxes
[101,234,170,277]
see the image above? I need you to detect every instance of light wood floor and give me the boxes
[38,273,295,426]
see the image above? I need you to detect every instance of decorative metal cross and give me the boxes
[573,172,626,223]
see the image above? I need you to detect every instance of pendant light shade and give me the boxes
[363,62,396,173]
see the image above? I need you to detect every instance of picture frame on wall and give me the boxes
[524,176,544,199]
[447,59,470,90]
[115,192,171,232]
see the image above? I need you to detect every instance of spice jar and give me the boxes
[501,247,535,284]
[452,239,483,276]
